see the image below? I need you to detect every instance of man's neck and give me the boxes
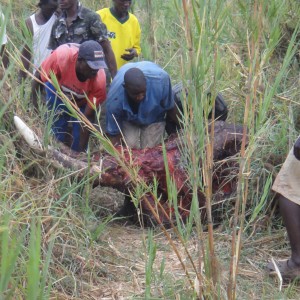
[35,9,52,24]
[65,2,79,19]
[110,7,128,22]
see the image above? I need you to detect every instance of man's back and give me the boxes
[40,43,106,107]
[106,61,174,135]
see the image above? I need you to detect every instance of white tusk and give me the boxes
[14,116,43,150]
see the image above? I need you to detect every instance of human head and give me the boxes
[58,0,78,10]
[76,41,106,81]
[123,68,146,103]
[112,0,132,16]
[38,0,58,18]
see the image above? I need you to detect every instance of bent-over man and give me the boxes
[19,0,58,80]
[105,61,180,149]
[33,40,106,152]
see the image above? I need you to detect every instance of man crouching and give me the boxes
[32,40,107,153]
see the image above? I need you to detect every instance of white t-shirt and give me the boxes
[30,13,57,68]
[0,11,8,46]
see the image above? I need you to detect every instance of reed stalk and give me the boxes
[227,1,261,297]
[145,0,156,60]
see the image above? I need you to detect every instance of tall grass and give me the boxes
[0,0,300,299]
[135,0,300,298]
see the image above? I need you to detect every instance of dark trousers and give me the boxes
[45,82,86,151]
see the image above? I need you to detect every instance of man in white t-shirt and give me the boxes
[19,0,58,80]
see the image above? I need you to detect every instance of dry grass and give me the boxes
[1,0,300,299]
[38,223,299,299]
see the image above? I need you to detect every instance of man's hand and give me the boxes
[78,105,95,152]
[121,48,137,61]
[293,137,300,160]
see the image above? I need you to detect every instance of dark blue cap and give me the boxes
[78,40,107,70]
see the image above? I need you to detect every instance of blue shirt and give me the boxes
[106,61,174,136]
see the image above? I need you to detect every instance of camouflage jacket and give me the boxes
[48,4,108,50]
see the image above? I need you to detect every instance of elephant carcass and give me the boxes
[46,121,244,224]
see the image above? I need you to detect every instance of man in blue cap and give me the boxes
[33,40,107,152]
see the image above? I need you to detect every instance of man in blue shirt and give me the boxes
[106,61,180,149]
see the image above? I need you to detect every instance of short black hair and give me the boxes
[124,68,146,89]
[37,0,53,7]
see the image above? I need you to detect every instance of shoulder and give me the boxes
[54,44,77,60]
[48,13,57,24]
[51,14,63,31]
[25,16,33,33]
[55,13,65,24]
[141,62,171,90]
[107,75,125,105]
[106,90,123,113]
[138,61,168,76]
[97,8,109,18]
[79,6,101,21]
[118,62,139,74]
[128,13,140,24]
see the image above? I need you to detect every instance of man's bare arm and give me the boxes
[100,39,117,79]
[19,18,33,81]
[78,105,95,152]
[31,70,42,109]
[166,105,181,127]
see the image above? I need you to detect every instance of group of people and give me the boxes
[1,0,300,283]
[18,0,175,153]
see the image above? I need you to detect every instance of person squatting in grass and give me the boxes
[105,61,180,149]
[96,0,141,70]
[19,0,59,81]
[105,61,180,218]
[267,137,300,281]
[0,8,9,69]
[32,40,106,153]
[48,0,117,78]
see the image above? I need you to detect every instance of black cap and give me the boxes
[78,40,107,70]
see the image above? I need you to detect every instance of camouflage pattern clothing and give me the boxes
[48,4,108,50]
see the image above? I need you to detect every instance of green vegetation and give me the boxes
[0,0,300,298]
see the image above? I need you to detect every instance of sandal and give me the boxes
[266,259,300,281]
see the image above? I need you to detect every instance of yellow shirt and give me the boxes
[97,8,141,69]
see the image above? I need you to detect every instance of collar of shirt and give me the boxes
[59,2,84,24]
[109,7,130,24]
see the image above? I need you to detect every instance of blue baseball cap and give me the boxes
[78,40,107,70]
